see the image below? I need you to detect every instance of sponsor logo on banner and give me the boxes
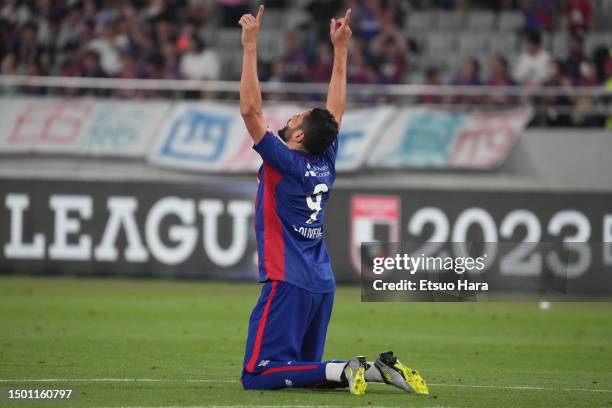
[350,195,400,274]
[369,108,532,169]
[2,99,93,152]
[148,104,394,173]
[148,103,303,172]
[76,101,170,157]
[335,106,395,171]
[0,97,170,157]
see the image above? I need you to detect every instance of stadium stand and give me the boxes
[0,0,610,126]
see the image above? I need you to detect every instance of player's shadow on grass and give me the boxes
[273,385,410,395]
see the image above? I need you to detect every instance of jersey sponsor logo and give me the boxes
[304,162,331,178]
[258,360,270,367]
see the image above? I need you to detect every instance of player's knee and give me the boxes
[241,373,262,390]
[241,373,279,390]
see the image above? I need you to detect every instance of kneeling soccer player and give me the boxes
[238,5,428,396]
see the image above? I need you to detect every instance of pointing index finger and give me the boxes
[343,8,351,26]
[256,4,264,23]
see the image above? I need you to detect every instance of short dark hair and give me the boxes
[525,30,541,47]
[301,108,339,155]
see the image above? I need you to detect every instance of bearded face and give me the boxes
[278,124,295,142]
[279,110,309,143]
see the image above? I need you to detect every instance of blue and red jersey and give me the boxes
[253,130,337,294]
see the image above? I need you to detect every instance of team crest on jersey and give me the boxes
[350,195,401,276]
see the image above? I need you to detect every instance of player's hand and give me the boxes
[239,5,264,50]
[330,8,352,51]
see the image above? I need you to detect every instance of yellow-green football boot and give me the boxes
[374,351,429,395]
[343,356,368,395]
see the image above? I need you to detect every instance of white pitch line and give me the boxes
[0,378,163,382]
[93,406,404,408]
[428,382,612,394]
[0,378,610,394]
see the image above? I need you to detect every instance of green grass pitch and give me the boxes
[1,276,611,408]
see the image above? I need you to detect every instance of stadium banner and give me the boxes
[147,102,301,172]
[0,178,258,280]
[0,97,170,157]
[333,106,396,171]
[368,108,532,169]
[1,174,611,298]
[147,103,393,173]
[325,188,612,299]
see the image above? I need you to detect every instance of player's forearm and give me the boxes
[240,47,262,116]
[326,48,347,125]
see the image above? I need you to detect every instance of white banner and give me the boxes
[335,106,395,171]
[368,108,532,169]
[0,97,530,171]
[148,103,391,172]
[0,97,170,157]
[147,102,301,172]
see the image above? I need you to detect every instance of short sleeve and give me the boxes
[253,130,300,175]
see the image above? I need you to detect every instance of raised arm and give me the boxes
[239,5,266,143]
[326,9,352,127]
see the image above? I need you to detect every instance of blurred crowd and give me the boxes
[0,0,610,126]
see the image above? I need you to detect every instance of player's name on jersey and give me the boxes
[372,279,489,292]
[293,225,323,239]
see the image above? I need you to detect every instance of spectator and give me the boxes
[563,31,588,82]
[76,50,106,96]
[306,0,340,31]
[419,67,444,105]
[514,30,551,86]
[1,0,31,26]
[283,32,310,82]
[159,43,179,79]
[79,50,105,78]
[605,56,612,129]
[218,0,249,28]
[573,61,602,126]
[269,61,288,83]
[0,52,19,94]
[347,47,377,84]
[55,5,84,52]
[78,20,96,50]
[521,0,556,32]
[115,53,141,98]
[87,21,124,76]
[486,55,518,105]
[370,24,409,84]
[593,45,611,83]
[312,42,333,83]
[379,0,408,29]
[564,0,593,33]
[448,57,483,105]
[179,36,221,80]
[1,52,18,75]
[541,59,574,126]
[353,0,382,40]
[455,58,482,85]
[14,22,41,70]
